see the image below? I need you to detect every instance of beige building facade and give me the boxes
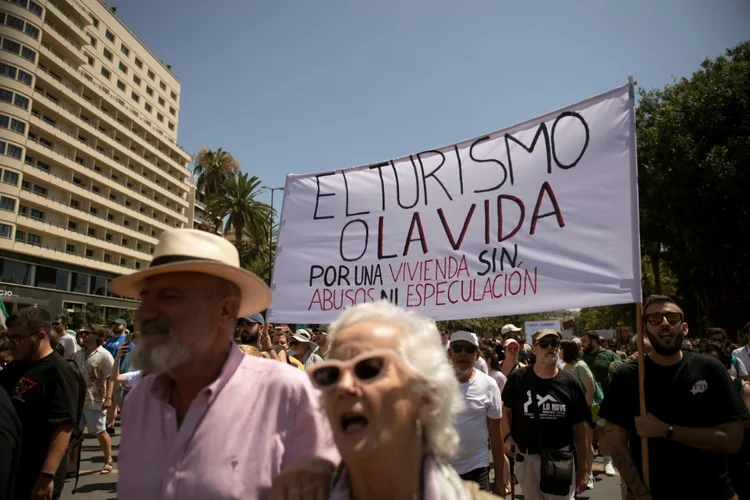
[0,0,191,317]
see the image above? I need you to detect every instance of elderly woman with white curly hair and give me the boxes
[271,300,499,500]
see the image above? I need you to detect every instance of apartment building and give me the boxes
[0,0,192,317]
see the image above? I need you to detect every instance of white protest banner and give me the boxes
[269,81,641,323]
[524,320,563,345]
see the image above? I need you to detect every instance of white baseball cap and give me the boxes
[501,324,522,335]
[450,331,479,347]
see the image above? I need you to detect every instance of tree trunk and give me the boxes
[650,248,662,295]
[234,216,244,267]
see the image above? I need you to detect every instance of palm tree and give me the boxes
[206,173,273,262]
[193,147,241,232]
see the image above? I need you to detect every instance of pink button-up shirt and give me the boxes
[117,346,339,500]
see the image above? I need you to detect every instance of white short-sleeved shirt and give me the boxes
[731,346,750,378]
[450,370,502,474]
[120,370,144,389]
[58,334,80,360]
[489,369,508,393]
[729,352,748,378]
[474,356,488,374]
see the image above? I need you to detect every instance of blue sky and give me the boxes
[115,0,749,209]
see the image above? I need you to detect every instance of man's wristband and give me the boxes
[40,471,55,479]
[504,432,513,442]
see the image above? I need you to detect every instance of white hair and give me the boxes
[327,300,465,460]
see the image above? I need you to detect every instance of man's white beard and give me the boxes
[133,336,191,374]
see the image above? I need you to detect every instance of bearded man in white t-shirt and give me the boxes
[448,330,506,496]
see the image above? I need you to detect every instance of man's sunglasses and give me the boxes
[645,312,683,326]
[52,322,62,327]
[450,344,477,354]
[307,349,413,391]
[535,339,560,349]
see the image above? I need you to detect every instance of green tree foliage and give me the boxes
[69,302,104,329]
[637,41,750,338]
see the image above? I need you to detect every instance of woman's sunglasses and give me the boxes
[307,349,413,391]
[645,312,683,326]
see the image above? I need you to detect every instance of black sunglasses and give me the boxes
[536,338,560,349]
[451,344,478,354]
[645,312,683,326]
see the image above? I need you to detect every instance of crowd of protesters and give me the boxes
[0,228,748,500]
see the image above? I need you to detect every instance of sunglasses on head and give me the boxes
[536,338,560,349]
[307,349,412,391]
[645,312,683,326]
[450,344,477,354]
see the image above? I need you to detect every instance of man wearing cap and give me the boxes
[448,331,505,495]
[288,329,324,368]
[502,329,590,499]
[314,330,331,360]
[237,313,271,359]
[109,229,338,499]
[102,318,129,434]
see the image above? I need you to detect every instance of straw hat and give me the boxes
[108,229,271,316]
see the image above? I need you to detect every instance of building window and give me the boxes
[107,213,113,221]
[17,204,26,214]
[27,233,41,245]
[17,70,31,86]
[158,96,165,106]
[105,232,112,241]
[87,227,95,236]
[87,54,94,66]
[21,46,35,62]
[84,249,93,258]
[70,199,79,208]
[30,208,44,220]
[13,94,28,109]
[2,170,19,185]
[0,258,32,284]
[133,74,141,85]
[119,62,127,73]
[10,119,25,134]
[66,244,75,253]
[105,30,114,43]
[5,144,22,159]
[170,91,177,101]
[101,67,110,79]
[119,258,126,266]
[24,23,39,40]
[28,2,42,16]
[103,253,111,263]
[90,15,99,27]
[68,220,77,230]
[6,15,24,31]
[159,81,166,91]
[89,36,97,47]
[71,272,90,292]
[34,266,69,290]
[121,44,130,56]
[31,184,46,196]
[135,262,141,269]
[103,48,113,61]
[9,0,27,9]
[13,229,23,241]
[117,80,125,91]
[144,102,152,112]
[157,113,163,122]
[135,57,142,68]
[0,224,11,239]
[90,276,107,295]
[0,196,15,211]
[2,39,21,55]
[168,122,175,131]
[89,207,97,215]
[169,106,176,116]
[146,86,153,96]
[147,69,155,80]
[131,91,139,103]
[0,63,17,80]
[0,89,11,103]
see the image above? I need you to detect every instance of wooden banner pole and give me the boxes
[635,301,650,488]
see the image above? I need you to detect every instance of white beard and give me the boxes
[132,336,191,374]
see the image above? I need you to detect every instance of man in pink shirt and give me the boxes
[108,229,338,500]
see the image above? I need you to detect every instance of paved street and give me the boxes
[60,419,622,500]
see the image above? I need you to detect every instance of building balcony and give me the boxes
[55,0,92,26]
[0,237,138,275]
[44,0,88,45]
[30,83,188,209]
[27,113,188,222]
[24,133,183,232]
[42,19,87,66]
[18,173,159,246]
[195,198,206,210]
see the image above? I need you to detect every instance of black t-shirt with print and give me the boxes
[599,352,749,500]
[502,366,590,453]
[0,352,79,500]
